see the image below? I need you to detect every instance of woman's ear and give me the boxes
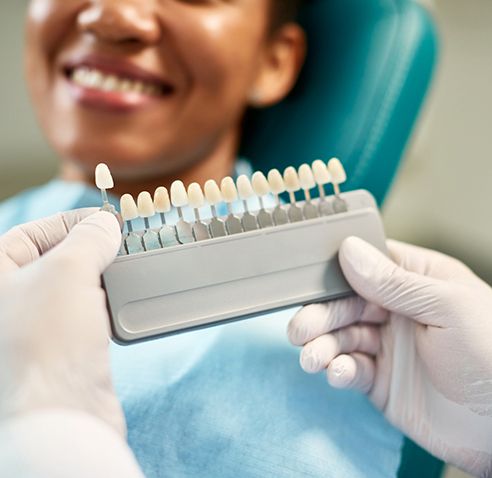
[248,23,306,108]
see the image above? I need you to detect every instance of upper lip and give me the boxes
[63,54,174,90]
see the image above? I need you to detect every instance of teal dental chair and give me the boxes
[241,0,442,476]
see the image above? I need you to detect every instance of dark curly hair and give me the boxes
[270,0,304,30]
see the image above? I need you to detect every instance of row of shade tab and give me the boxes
[95,158,348,226]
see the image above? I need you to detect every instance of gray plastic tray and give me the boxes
[103,189,387,344]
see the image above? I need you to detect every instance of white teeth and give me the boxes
[137,191,155,218]
[95,163,114,190]
[251,172,271,196]
[221,177,238,203]
[328,158,347,184]
[188,183,205,209]
[298,164,316,190]
[102,75,119,92]
[236,175,255,199]
[154,187,171,213]
[312,160,332,185]
[283,167,301,192]
[267,169,286,194]
[170,180,189,208]
[120,194,139,222]
[204,180,223,205]
[71,67,162,97]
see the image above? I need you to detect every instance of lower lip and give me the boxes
[65,78,166,114]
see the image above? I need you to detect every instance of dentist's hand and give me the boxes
[0,209,124,433]
[288,237,492,476]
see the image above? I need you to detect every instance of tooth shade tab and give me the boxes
[221,177,238,203]
[283,167,301,192]
[312,160,332,185]
[120,194,139,222]
[236,175,255,199]
[204,180,223,205]
[188,183,205,209]
[328,158,347,184]
[170,180,189,208]
[154,187,171,213]
[137,191,155,218]
[298,164,316,190]
[95,163,114,190]
[251,172,271,196]
[268,169,286,194]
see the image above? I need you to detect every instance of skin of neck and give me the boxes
[60,127,239,199]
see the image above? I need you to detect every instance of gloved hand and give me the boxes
[288,237,492,477]
[0,209,125,436]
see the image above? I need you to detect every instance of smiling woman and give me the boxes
[24,0,306,197]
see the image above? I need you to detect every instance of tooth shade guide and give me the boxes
[187,183,211,241]
[95,163,117,213]
[142,229,162,252]
[240,196,259,232]
[124,233,146,255]
[327,158,347,196]
[318,200,335,216]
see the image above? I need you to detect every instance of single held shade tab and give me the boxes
[95,163,116,213]
[95,163,114,190]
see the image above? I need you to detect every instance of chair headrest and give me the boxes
[240,0,438,204]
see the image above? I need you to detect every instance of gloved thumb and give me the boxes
[339,236,441,325]
[43,211,121,283]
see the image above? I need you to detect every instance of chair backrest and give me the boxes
[242,1,443,476]
[241,0,438,205]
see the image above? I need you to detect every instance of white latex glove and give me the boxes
[288,237,492,477]
[0,209,124,433]
[0,209,144,478]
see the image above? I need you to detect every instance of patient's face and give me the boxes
[25,0,294,180]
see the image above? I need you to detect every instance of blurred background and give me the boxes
[0,1,490,476]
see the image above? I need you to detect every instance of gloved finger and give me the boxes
[288,297,387,346]
[387,239,478,282]
[339,236,443,326]
[41,211,121,284]
[327,353,375,393]
[0,208,100,273]
[300,325,381,373]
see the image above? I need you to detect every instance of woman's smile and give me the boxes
[62,54,176,113]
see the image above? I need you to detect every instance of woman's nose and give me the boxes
[77,1,161,45]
